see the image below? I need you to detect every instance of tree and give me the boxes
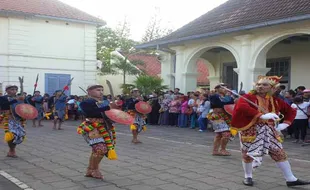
[141,7,173,42]
[110,54,144,85]
[96,26,138,75]
[133,75,168,95]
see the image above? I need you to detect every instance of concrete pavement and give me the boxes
[0,121,310,190]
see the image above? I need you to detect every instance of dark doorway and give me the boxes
[222,62,238,90]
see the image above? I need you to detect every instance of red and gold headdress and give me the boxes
[256,75,282,87]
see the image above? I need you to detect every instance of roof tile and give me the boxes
[139,0,310,47]
[0,0,104,24]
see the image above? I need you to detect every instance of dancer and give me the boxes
[125,88,147,144]
[0,85,26,157]
[207,83,234,156]
[49,90,67,130]
[231,75,310,187]
[31,91,44,127]
[77,84,117,179]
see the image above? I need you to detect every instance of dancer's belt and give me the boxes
[86,118,105,123]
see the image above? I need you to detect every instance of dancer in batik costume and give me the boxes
[0,85,26,157]
[125,88,146,144]
[77,84,117,179]
[207,83,234,156]
[31,91,44,127]
[49,90,67,130]
[231,75,310,187]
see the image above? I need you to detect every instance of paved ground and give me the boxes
[0,121,310,190]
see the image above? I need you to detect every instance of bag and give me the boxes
[296,104,310,118]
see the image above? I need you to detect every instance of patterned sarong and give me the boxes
[241,123,283,166]
[8,120,26,145]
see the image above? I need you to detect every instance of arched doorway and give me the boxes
[186,46,239,91]
[254,32,310,90]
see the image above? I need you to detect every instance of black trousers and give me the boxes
[169,113,178,126]
[293,119,308,141]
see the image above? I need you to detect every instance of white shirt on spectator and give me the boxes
[291,102,310,119]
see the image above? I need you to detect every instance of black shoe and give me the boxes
[286,179,310,187]
[243,178,254,186]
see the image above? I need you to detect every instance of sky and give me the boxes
[60,0,228,41]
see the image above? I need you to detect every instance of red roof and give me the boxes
[128,54,161,76]
[128,54,209,85]
[0,0,105,25]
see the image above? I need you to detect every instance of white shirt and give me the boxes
[291,102,310,119]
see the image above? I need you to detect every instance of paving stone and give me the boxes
[157,183,188,190]
[110,178,140,187]
[127,174,152,181]
[185,182,217,190]
[126,184,160,190]
[49,180,77,189]
[80,179,112,188]
[142,178,170,186]
[1,122,309,190]
[166,177,198,186]
[155,173,179,180]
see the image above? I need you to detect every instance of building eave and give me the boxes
[136,14,310,49]
[0,10,106,26]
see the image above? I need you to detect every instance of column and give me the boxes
[234,35,254,92]
[183,72,198,93]
[156,50,175,89]
[173,46,187,93]
[208,76,220,89]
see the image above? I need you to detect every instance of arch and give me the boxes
[252,29,310,68]
[184,42,240,73]
[198,58,215,77]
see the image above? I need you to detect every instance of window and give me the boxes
[266,57,291,86]
[45,73,71,96]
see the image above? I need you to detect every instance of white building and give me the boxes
[137,0,310,93]
[0,0,104,95]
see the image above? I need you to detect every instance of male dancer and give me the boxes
[31,91,44,127]
[231,75,310,187]
[125,88,146,144]
[77,84,116,179]
[207,84,234,156]
[49,90,67,130]
[0,85,26,157]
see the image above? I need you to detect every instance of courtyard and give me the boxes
[0,121,310,190]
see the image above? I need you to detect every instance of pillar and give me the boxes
[183,72,198,93]
[234,35,254,92]
[157,50,175,89]
[173,46,187,93]
[208,76,220,90]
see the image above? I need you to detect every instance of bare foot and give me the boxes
[91,170,104,179]
[6,152,18,158]
[212,151,222,156]
[220,150,231,156]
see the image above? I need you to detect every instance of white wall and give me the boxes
[96,74,137,95]
[0,16,97,95]
[267,41,310,89]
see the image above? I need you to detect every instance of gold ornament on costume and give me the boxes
[257,75,282,87]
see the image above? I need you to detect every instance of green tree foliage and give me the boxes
[110,55,144,85]
[133,75,168,95]
[96,25,138,74]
